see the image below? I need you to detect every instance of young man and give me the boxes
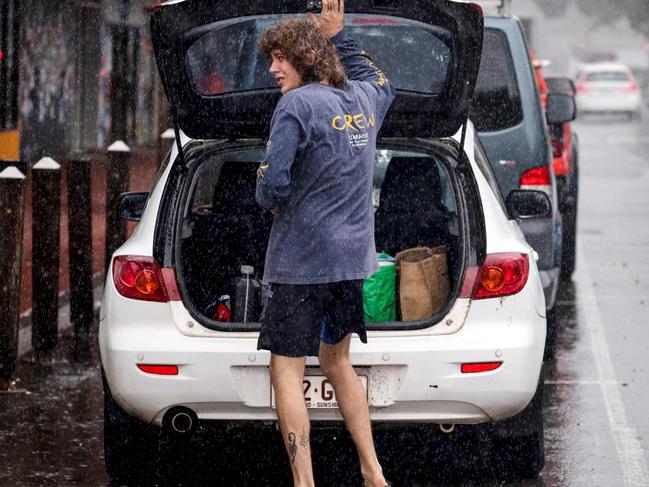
[255,1,395,486]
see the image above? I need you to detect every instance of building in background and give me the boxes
[0,0,167,166]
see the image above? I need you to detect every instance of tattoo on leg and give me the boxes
[300,429,309,448]
[288,432,298,464]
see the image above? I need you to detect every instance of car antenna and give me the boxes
[161,94,186,167]
[459,86,472,155]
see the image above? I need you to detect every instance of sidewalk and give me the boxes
[17,282,105,359]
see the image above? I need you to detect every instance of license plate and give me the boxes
[271,375,368,409]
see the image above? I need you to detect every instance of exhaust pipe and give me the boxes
[439,423,455,434]
[164,407,198,435]
[172,412,193,433]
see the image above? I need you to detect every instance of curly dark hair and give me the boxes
[258,19,347,89]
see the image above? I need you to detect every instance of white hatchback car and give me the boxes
[576,62,643,119]
[100,0,547,482]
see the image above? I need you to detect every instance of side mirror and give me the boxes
[118,192,149,221]
[546,92,577,124]
[506,190,551,220]
[545,76,576,96]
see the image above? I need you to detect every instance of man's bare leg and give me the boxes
[319,336,388,487]
[269,354,315,487]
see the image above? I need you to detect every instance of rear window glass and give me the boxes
[470,29,523,132]
[585,71,629,82]
[185,15,451,96]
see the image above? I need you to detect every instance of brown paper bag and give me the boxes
[396,246,450,321]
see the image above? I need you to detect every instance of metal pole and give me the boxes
[31,157,62,356]
[0,165,26,388]
[67,156,94,341]
[105,141,131,276]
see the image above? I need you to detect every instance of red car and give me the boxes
[532,56,579,280]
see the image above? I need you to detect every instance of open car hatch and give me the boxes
[151,0,483,140]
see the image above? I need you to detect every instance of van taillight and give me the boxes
[520,166,550,187]
[113,256,170,302]
[461,253,529,300]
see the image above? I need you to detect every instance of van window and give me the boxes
[473,138,507,215]
[471,29,523,132]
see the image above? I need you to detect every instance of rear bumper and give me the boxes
[100,290,545,428]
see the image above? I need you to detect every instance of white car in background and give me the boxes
[99,0,548,483]
[576,62,643,119]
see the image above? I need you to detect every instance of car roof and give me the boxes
[580,62,631,73]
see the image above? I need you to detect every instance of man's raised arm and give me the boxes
[308,0,395,96]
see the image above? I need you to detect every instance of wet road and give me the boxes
[1,113,649,486]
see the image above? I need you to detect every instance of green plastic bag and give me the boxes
[363,253,396,323]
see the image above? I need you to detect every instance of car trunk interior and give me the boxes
[175,143,464,330]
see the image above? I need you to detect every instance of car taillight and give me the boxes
[623,80,638,93]
[460,253,529,300]
[551,136,563,159]
[113,256,171,302]
[461,362,502,373]
[576,82,591,94]
[351,17,401,25]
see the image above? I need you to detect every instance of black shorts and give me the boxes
[257,280,367,357]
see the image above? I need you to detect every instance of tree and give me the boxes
[532,0,648,37]
[574,0,622,24]
[531,0,570,18]
[625,0,649,38]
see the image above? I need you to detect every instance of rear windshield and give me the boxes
[585,71,629,82]
[185,15,451,96]
[470,28,523,133]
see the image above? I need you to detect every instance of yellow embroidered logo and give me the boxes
[360,50,389,87]
[258,140,272,178]
[331,113,376,131]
